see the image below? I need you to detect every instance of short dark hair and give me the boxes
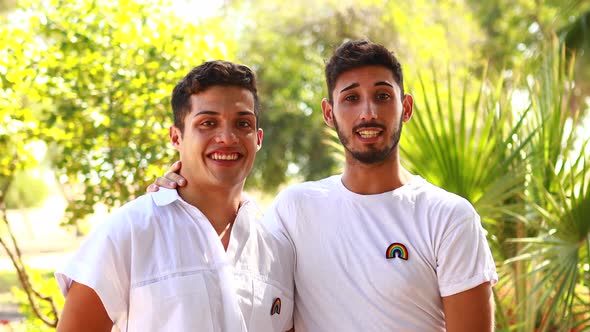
[325,40,404,103]
[171,60,260,133]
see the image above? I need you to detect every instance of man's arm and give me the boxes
[442,282,494,332]
[57,281,113,332]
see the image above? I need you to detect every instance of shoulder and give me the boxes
[89,192,165,242]
[56,195,160,287]
[412,177,476,218]
[244,198,289,249]
[113,193,156,217]
[266,175,340,222]
[238,200,294,280]
[252,215,294,259]
[105,193,156,224]
[408,177,482,239]
[274,175,340,204]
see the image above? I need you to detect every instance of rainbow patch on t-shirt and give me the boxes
[270,298,281,315]
[386,242,408,260]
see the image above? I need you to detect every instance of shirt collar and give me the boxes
[150,188,182,206]
[150,188,258,211]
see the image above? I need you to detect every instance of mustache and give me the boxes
[352,122,386,132]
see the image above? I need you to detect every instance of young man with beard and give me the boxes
[152,40,498,331]
[56,61,294,332]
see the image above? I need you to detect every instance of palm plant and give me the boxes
[503,40,590,332]
[509,157,590,331]
[399,65,537,329]
[401,66,533,233]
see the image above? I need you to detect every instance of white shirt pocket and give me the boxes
[247,278,294,332]
[128,272,215,332]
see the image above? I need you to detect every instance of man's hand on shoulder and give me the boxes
[146,160,187,192]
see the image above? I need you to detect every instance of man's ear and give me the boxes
[170,126,182,150]
[321,98,335,127]
[402,94,414,122]
[256,128,263,151]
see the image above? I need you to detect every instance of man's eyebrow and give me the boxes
[375,81,394,88]
[193,110,256,117]
[339,81,394,93]
[339,83,359,93]
[193,110,218,117]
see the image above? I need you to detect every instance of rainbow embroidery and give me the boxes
[386,242,409,260]
[270,298,281,315]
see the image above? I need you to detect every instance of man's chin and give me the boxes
[347,145,398,164]
[211,175,248,188]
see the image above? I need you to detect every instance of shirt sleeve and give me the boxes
[436,209,498,297]
[261,193,296,330]
[55,213,131,324]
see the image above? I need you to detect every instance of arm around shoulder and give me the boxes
[442,282,494,332]
[57,281,113,332]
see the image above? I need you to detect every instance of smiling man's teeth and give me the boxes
[358,130,380,138]
[211,153,239,161]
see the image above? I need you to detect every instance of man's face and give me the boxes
[322,65,412,164]
[170,85,262,190]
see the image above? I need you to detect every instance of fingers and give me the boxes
[155,175,178,189]
[170,160,182,172]
[166,161,186,187]
[146,160,186,193]
[146,184,160,193]
[147,160,186,192]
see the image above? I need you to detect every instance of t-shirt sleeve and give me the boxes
[261,193,296,330]
[54,214,131,324]
[262,191,297,268]
[436,208,498,297]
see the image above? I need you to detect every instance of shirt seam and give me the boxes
[131,268,213,288]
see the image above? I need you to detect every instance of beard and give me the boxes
[333,115,403,164]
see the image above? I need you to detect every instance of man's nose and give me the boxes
[215,126,239,144]
[360,100,378,121]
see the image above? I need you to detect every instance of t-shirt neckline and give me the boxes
[334,173,424,201]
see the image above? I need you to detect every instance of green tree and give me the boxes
[0,0,15,13]
[466,0,590,67]
[34,0,235,225]
[560,8,590,116]
[504,41,590,332]
[0,3,60,326]
[467,0,590,118]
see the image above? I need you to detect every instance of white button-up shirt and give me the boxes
[56,188,294,332]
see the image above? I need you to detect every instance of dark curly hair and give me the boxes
[171,60,260,133]
[325,40,404,103]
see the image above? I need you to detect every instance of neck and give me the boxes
[178,183,243,236]
[341,150,412,194]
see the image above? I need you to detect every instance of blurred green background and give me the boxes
[1,0,589,330]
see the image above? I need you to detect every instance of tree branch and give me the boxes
[0,154,59,327]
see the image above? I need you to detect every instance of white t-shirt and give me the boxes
[56,188,294,332]
[264,175,497,332]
